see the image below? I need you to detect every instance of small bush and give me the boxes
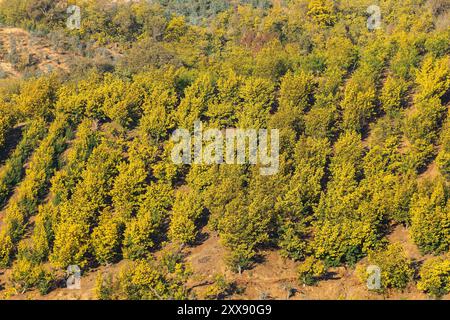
[95,272,115,300]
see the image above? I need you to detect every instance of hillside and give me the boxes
[0,0,449,301]
[0,27,73,78]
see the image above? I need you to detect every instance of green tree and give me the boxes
[410,179,450,254]
[307,0,337,26]
[417,255,450,298]
[92,210,123,265]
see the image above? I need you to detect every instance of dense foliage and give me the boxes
[0,0,449,299]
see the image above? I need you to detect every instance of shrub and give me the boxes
[360,243,414,291]
[278,221,308,262]
[417,256,450,298]
[95,272,115,300]
[0,232,14,268]
[0,119,47,207]
[410,179,450,254]
[380,76,409,116]
[168,189,204,245]
[203,274,234,300]
[10,257,54,295]
[116,259,188,300]
[122,210,162,260]
[92,212,123,265]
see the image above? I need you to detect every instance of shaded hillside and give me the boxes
[0,0,449,301]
